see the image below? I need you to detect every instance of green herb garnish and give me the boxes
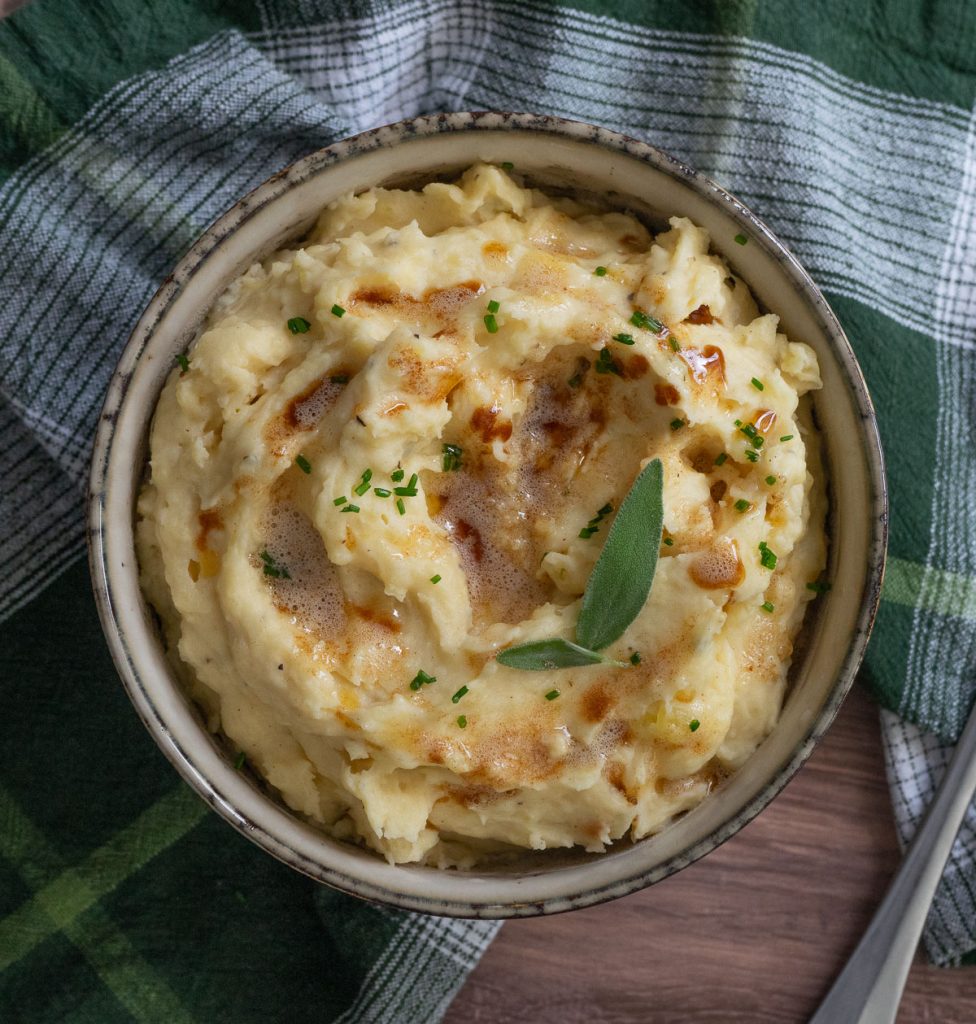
[758,541,778,570]
[734,233,748,246]
[545,689,561,701]
[430,574,442,584]
[751,377,764,391]
[333,496,348,506]
[594,266,608,277]
[373,487,392,498]
[409,669,436,691]
[761,601,775,613]
[233,751,246,770]
[487,299,500,314]
[745,450,759,463]
[734,499,751,512]
[451,686,469,704]
[715,452,728,466]
[259,550,291,580]
[780,434,794,442]
[457,715,467,728]
[287,316,311,334]
[353,468,373,496]
[630,309,666,334]
[175,353,190,373]
[579,501,613,539]
[765,475,777,485]
[663,537,674,546]
[613,332,635,346]
[595,347,621,376]
[807,580,832,593]
[295,454,312,474]
[391,468,405,482]
[443,443,463,472]
[484,313,499,333]
[630,652,641,665]
[501,161,514,171]
[331,304,345,318]
[670,418,685,431]
[396,498,406,515]
[668,336,680,352]
[339,504,360,514]
[689,719,701,731]
[498,459,663,669]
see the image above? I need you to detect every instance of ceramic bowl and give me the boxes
[88,112,887,917]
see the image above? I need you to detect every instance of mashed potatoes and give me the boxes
[137,164,826,866]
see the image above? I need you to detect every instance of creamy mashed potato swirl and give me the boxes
[138,165,826,866]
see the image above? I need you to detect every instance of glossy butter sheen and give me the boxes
[137,165,826,866]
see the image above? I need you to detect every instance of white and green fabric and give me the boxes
[1,0,975,1016]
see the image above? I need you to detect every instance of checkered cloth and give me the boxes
[1,1,975,1016]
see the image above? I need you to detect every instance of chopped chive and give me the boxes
[407,473,418,490]
[807,580,832,593]
[451,685,469,704]
[758,542,778,570]
[396,497,406,515]
[670,418,685,431]
[295,454,312,474]
[668,335,680,352]
[597,503,612,516]
[287,316,311,334]
[595,346,621,376]
[487,299,500,314]
[734,499,751,512]
[233,751,246,770]
[391,468,405,482]
[457,715,467,728]
[545,689,560,701]
[761,601,775,613]
[430,574,442,584]
[613,332,635,345]
[689,719,701,732]
[330,374,350,384]
[765,475,777,485]
[331,304,345,318]
[579,526,597,539]
[780,434,794,442]
[501,161,514,171]
[663,537,674,546]
[734,233,748,245]
[715,452,728,466]
[594,266,608,276]
[745,450,759,462]
[354,481,370,496]
[735,419,743,427]
[175,353,190,373]
[484,313,499,333]
[373,487,392,498]
[630,309,666,333]
[629,652,641,665]
[259,550,291,580]
[333,495,348,506]
[409,669,436,691]
[339,504,360,513]
[442,443,463,471]
[751,377,765,391]
[393,486,418,497]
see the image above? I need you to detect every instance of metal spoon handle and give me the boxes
[810,702,976,1024]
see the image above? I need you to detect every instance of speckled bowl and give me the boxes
[88,112,887,917]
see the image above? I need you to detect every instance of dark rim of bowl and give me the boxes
[87,111,888,918]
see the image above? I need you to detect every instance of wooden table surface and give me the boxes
[445,685,976,1023]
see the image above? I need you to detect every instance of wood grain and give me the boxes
[445,685,976,1024]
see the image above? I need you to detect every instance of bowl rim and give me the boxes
[87,110,888,918]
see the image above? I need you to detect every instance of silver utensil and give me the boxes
[810,701,976,1024]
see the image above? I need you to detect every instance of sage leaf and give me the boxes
[496,638,607,671]
[576,458,664,651]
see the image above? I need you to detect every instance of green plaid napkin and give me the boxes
[2,1,975,1015]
